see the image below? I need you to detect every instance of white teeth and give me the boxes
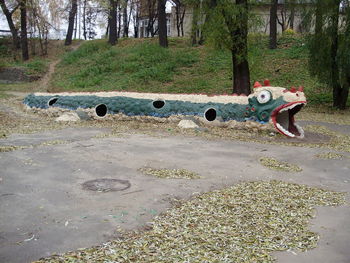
[279,102,302,113]
[295,123,305,138]
[276,123,295,137]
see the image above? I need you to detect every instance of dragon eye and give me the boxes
[257,90,271,104]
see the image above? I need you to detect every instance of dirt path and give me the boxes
[37,42,83,93]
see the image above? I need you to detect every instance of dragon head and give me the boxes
[246,80,306,138]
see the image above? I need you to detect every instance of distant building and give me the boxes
[138,0,172,37]
[49,29,67,40]
[138,0,311,39]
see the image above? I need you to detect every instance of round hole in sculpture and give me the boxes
[95,104,108,117]
[204,108,217,121]
[48,97,58,107]
[153,100,165,109]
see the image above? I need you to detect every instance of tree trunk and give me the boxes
[109,0,117,45]
[65,0,78,46]
[232,51,250,95]
[83,0,87,40]
[289,0,295,30]
[0,0,20,49]
[106,20,109,38]
[231,0,250,95]
[315,0,323,36]
[20,0,29,61]
[157,0,168,48]
[330,0,342,108]
[269,0,278,49]
[191,2,199,45]
[175,4,180,37]
[117,5,122,38]
[74,4,78,39]
[123,0,128,37]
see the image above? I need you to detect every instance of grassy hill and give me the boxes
[49,35,333,105]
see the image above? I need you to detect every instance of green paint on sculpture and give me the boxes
[23,81,307,138]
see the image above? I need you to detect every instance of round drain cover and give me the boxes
[82,178,131,192]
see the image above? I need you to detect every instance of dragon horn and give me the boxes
[263,79,270,86]
[254,81,262,88]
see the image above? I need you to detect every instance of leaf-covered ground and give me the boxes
[35,180,345,263]
[139,167,201,179]
[259,157,303,172]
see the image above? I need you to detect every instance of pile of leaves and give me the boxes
[36,180,345,263]
[259,157,302,172]
[139,167,200,179]
[315,152,346,160]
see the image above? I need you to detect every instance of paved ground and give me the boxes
[0,127,349,263]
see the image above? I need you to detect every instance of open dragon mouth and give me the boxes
[271,101,306,138]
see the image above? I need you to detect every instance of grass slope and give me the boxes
[50,35,337,106]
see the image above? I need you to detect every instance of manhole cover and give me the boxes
[82,178,131,192]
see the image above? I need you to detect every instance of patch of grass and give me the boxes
[50,35,326,97]
[35,180,345,263]
[51,40,199,92]
[22,59,48,75]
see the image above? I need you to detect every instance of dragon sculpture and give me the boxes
[23,80,306,138]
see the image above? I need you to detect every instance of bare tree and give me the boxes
[20,0,29,60]
[65,0,78,45]
[146,0,157,37]
[0,0,20,49]
[277,0,296,32]
[171,0,186,36]
[158,0,167,47]
[269,0,278,49]
[108,0,117,45]
[131,0,140,37]
[122,0,128,37]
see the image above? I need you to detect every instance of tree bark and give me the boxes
[330,0,342,108]
[117,4,122,38]
[65,0,78,46]
[20,0,29,61]
[123,0,128,37]
[0,0,20,49]
[190,2,199,45]
[315,0,323,36]
[157,0,168,47]
[289,0,295,30]
[269,0,278,49]
[83,0,87,40]
[232,52,250,95]
[109,0,118,45]
[231,0,250,95]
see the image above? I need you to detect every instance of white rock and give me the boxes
[55,112,80,122]
[178,120,199,129]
